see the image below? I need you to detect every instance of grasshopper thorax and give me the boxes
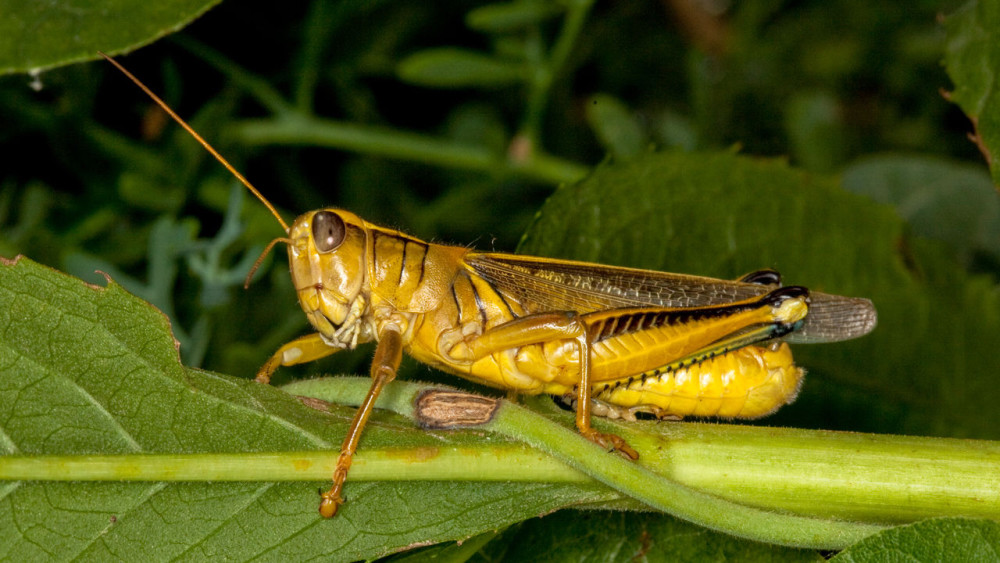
[288,209,372,349]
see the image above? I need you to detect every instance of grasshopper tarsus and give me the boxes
[255,361,276,385]
[318,494,342,519]
[584,429,640,460]
[319,452,352,518]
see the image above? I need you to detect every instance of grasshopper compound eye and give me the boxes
[312,211,346,252]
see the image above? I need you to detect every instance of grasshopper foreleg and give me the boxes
[255,333,341,384]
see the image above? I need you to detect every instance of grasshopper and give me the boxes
[103,54,877,518]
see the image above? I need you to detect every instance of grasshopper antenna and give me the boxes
[243,236,291,289]
[99,52,290,233]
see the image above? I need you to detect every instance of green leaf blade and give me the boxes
[841,154,1000,265]
[944,0,1000,185]
[0,0,222,75]
[499,511,824,562]
[396,48,525,89]
[466,1,563,33]
[0,256,620,560]
[831,518,1000,562]
[585,94,646,160]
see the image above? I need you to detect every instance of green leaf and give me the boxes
[397,48,525,89]
[943,0,1000,186]
[831,518,1000,562]
[651,110,698,151]
[0,256,616,561]
[386,529,502,562]
[585,94,646,160]
[784,91,846,173]
[0,0,221,75]
[518,151,1000,440]
[498,511,823,562]
[842,154,1000,265]
[465,1,563,33]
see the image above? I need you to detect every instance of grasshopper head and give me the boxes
[99,55,375,350]
[287,209,371,348]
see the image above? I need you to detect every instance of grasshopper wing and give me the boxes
[464,253,876,344]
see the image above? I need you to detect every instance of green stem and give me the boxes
[0,446,588,483]
[175,35,592,186]
[614,421,1000,522]
[283,378,1000,547]
[521,0,594,140]
[231,115,589,185]
[284,379,886,549]
[493,398,885,549]
[291,0,339,113]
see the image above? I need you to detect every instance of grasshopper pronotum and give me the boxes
[102,53,876,518]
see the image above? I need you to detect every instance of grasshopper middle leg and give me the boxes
[460,312,638,459]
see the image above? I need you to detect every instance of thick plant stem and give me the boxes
[285,379,1000,547]
[491,397,885,549]
[283,378,1000,523]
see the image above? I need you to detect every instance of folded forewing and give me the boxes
[463,252,876,343]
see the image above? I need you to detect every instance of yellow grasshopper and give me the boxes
[103,54,877,519]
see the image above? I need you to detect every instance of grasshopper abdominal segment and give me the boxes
[104,54,877,519]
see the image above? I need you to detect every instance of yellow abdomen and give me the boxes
[592,342,804,419]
